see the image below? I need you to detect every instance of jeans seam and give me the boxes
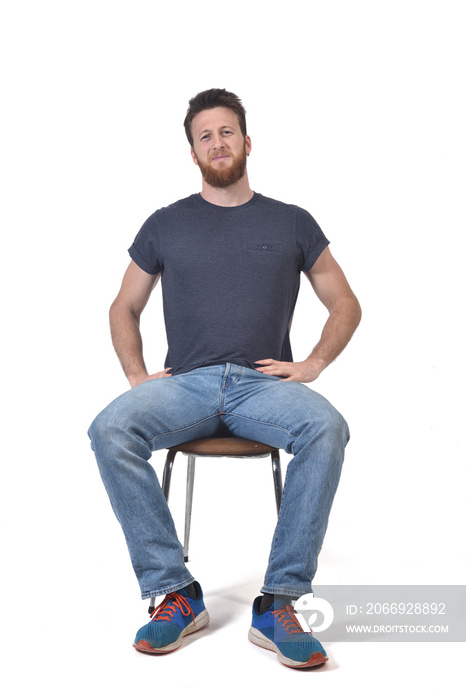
[268,475,288,562]
[148,414,220,443]
[223,412,298,440]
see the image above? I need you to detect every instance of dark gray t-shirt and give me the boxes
[128,192,329,376]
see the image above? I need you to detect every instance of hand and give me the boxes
[254,358,324,383]
[129,368,172,388]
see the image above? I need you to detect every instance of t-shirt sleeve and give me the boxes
[295,207,330,272]
[128,213,163,275]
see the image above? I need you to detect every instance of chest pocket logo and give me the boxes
[247,243,281,252]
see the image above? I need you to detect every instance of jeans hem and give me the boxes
[260,585,313,599]
[141,575,196,600]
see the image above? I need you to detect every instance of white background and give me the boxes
[1,0,465,697]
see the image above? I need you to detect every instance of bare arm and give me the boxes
[255,247,362,382]
[109,260,170,387]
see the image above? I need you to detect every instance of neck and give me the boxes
[200,173,254,207]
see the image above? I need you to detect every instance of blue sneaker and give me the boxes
[133,582,209,654]
[248,596,328,668]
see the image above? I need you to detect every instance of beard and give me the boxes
[196,143,248,188]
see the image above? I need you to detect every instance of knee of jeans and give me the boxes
[88,403,152,458]
[87,410,106,450]
[88,407,121,452]
[327,407,350,445]
[308,405,350,446]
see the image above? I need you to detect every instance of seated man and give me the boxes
[88,88,361,668]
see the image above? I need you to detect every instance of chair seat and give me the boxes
[173,437,276,456]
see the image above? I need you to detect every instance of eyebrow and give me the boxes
[198,125,236,137]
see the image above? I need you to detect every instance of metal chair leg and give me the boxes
[183,455,196,562]
[162,449,177,500]
[161,449,196,562]
[271,449,283,514]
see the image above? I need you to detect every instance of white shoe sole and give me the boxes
[248,626,328,668]
[134,608,210,654]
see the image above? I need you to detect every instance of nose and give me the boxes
[212,132,226,151]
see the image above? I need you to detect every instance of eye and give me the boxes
[200,134,210,141]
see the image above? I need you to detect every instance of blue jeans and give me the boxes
[88,363,349,600]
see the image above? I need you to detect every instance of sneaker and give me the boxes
[248,596,328,668]
[133,581,209,654]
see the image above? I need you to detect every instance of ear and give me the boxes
[191,147,199,166]
[245,135,252,156]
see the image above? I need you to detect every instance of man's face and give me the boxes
[190,107,251,188]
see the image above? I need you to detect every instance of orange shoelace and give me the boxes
[272,604,309,635]
[150,591,195,624]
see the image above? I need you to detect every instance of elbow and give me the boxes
[109,298,120,325]
[353,295,362,327]
[109,298,140,327]
[334,292,362,317]
[332,293,362,332]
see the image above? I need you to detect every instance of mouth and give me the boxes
[211,154,230,162]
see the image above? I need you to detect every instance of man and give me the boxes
[89,88,361,668]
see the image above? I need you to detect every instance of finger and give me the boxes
[151,369,173,379]
[255,359,283,369]
[259,367,289,376]
[255,365,279,373]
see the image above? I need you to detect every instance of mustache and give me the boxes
[210,148,230,161]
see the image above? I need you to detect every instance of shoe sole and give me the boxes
[133,609,210,654]
[248,626,328,668]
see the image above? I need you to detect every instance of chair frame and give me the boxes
[147,438,283,613]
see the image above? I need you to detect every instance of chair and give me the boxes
[148,437,283,613]
[161,436,283,562]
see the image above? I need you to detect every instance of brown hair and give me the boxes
[183,88,247,147]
